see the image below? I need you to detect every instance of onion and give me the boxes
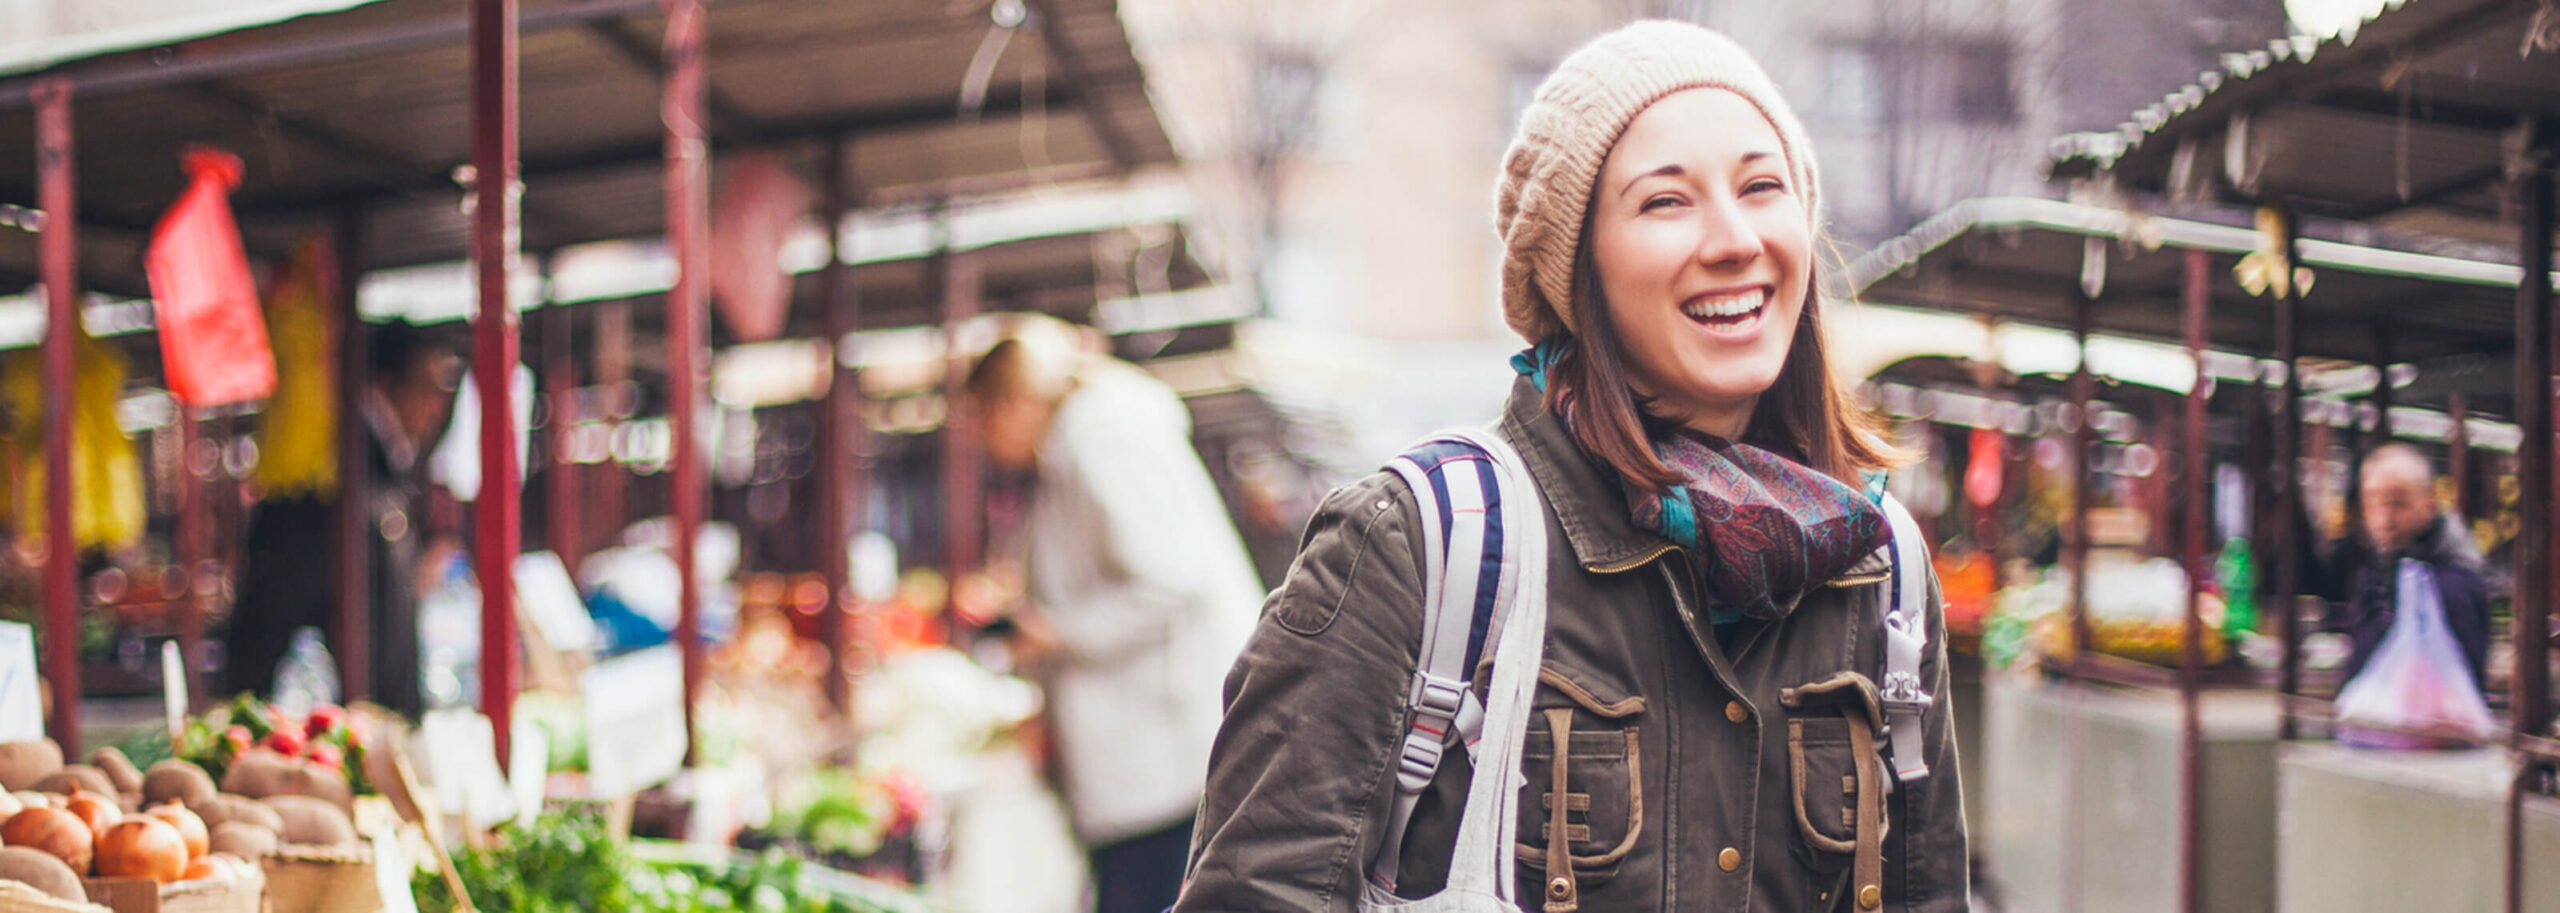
[95,817,187,884]
[61,786,119,835]
[144,802,209,860]
[2,806,95,875]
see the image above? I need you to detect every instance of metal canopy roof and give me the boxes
[1848,197,2552,365]
[0,0,1178,296]
[2046,0,2558,245]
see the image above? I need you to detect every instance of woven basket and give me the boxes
[261,844,378,913]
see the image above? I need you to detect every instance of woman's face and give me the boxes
[1588,87,1811,438]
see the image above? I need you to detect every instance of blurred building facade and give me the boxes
[1123,0,2288,454]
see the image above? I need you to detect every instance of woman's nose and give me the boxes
[1691,196,1763,268]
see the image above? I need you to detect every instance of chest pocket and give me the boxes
[1514,663,1644,913]
[1781,672,1891,911]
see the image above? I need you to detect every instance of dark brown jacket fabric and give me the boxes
[1177,379,1969,912]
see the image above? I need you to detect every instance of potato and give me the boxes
[223,753,349,812]
[32,765,117,798]
[143,760,217,807]
[207,821,278,859]
[259,796,355,846]
[0,845,84,902]
[188,793,282,835]
[89,747,143,795]
[217,751,291,799]
[0,740,63,791]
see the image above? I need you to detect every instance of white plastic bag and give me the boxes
[2333,559,2499,749]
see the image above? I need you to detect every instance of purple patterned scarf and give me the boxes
[1515,340,1887,623]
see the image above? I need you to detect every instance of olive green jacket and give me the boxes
[1178,379,1969,912]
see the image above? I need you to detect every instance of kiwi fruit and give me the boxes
[259,796,356,846]
[0,845,84,902]
[32,765,116,798]
[89,746,143,795]
[0,740,63,791]
[143,759,217,806]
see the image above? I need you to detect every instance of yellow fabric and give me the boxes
[254,239,338,497]
[6,326,146,550]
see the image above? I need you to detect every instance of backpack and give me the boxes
[1368,430,1935,890]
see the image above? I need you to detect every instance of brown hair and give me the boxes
[1543,225,1902,493]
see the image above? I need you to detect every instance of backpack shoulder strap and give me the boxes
[1877,492,1934,783]
[1369,428,1537,890]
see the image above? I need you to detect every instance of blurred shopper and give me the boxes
[225,322,459,717]
[961,317,1261,913]
[1177,22,1967,913]
[2308,443,2491,689]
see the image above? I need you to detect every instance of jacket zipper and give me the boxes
[1587,544,1679,575]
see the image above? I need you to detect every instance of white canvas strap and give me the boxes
[1878,493,1933,784]
[1370,429,1538,892]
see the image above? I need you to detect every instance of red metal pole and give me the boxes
[2508,143,2554,913]
[2178,246,2209,913]
[2449,391,2469,529]
[544,276,579,567]
[817,139,856,712]
[2062,292,2093,913]
[332,209,370,705]
[940,246,983,578]
[34,77,81,755]
[2273,204,2304,743]
[177,408,208,711]
[470,0,522,765]
[663,0,710,763]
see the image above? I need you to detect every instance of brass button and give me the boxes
[1548,876,1571,899]
[1717,847,1741,872]
[1859,884,1882,908]
[1725,701,1749,723]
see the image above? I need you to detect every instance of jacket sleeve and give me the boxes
[1036,389,1244,667]
[1888,561,1972,913]
[1178,474,1424,913]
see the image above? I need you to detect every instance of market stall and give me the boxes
[2048,0,2559,907]
[2,0,1211,908]
[1851,194,2550,913]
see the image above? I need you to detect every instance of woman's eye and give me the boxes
[1640,195,1683,212]
[1745,178,1786,196]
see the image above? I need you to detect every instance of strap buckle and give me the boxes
[1397,673,1469,790]
[1879,670,1933,716]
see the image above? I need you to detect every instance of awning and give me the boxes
[1847,197,2552,366]
[0,0,1180,296]
[2046,0,2560,245]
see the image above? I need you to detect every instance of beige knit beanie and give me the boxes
[1495,20,1821,344]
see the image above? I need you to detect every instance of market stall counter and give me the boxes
[2276,745,2560,913]
[1982,674,2280,913]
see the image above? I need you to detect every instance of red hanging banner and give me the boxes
[147,147,277,407]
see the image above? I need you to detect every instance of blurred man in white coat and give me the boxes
[963,316,1261,913]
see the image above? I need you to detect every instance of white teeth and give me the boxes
[1681,289,1766,319]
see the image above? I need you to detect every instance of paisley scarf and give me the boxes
[1513,338,1888,623]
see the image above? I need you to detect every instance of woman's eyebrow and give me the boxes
[1618,163,1683,197]
[1618,151,1784,197]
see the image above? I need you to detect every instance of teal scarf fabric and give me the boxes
[1514,338,1888,623]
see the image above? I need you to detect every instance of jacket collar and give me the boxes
[1498,376,1894,580]
[1499,377,1679,572]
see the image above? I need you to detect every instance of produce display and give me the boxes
[0,737,263,903]
[412,810,920,913]
[170,694,373,799]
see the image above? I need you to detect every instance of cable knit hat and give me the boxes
[1495,21,1821,344]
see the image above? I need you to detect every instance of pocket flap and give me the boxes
[1535,662,1646,718]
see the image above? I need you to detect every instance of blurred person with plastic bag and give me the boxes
[959,315,1260,913]
[2305,442,2495,746]
[224,322,461,717]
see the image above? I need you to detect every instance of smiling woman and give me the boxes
[1178,20,1968,913]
